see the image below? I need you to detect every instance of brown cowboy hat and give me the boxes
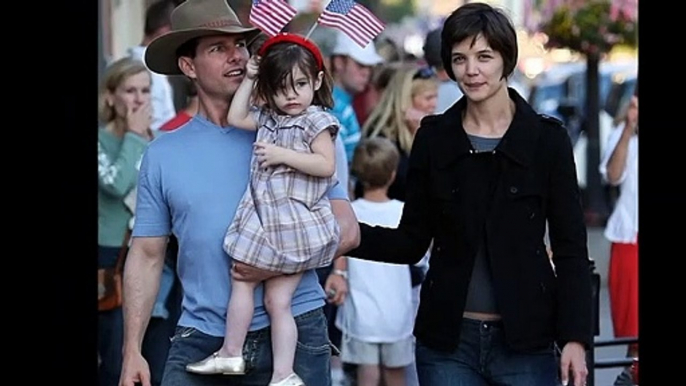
[145,0,260,75]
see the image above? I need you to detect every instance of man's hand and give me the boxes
[559,341,588,386]
[231,261,279,282]
[119,351,151,386]
[324,273,348,305]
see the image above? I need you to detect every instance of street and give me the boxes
[588,226,631,386]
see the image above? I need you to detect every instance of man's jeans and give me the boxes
[161,308,333,386]
[416,318,558,386]
[98,246,124,386]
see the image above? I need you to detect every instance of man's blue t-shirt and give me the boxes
[133,115,348,337]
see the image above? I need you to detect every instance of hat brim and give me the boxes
[145,26,260,75]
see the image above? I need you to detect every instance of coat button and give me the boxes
[510,186,518,194]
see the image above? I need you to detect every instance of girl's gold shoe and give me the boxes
[269,373,305,386]
[185,352,246,375]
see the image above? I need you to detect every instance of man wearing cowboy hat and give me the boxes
[118,1,360,385]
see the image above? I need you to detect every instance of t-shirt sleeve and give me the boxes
[250,105,268,128]
[326,179,349,201]
[304,111,340,145]
[132,147,172,237]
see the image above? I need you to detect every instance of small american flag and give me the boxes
[249,0,298,37]
[317,0,385,48]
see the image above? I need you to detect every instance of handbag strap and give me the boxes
[114,228,132,273]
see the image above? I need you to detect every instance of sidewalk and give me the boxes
[588,226,630,386]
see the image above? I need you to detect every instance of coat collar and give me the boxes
[432,88,543,167]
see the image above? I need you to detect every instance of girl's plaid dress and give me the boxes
[224,106,341,274]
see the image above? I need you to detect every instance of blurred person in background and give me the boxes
[127,0,176,132]
[159,79,198,132]
[357,64,437,386]
[345,3,592,385]
[98,57,153,386]
[318,32,384,384]
[598,85,638,386]
[329,31,384,163]
[423,27,462,114]
[353,61,404,129]
[337,137,415,386]
[352,37,403,127]
[359,64,438,202]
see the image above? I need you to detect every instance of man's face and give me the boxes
[180,34,249,99]
[334,56,374,95]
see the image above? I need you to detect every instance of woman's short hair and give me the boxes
[98,57,150,124]
[440,2,518,81]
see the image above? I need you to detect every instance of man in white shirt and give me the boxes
[127,0,176,132]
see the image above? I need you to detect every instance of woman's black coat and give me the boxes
[347,89,593,353]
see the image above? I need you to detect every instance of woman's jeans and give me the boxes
[416,318,559,386]
[98,245,124,386]
[161,308,333,386]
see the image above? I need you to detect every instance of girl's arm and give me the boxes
[227,56,259,130]
[254,129,336,177]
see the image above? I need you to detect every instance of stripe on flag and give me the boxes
[249,0,298,37]
[317,0,385,47]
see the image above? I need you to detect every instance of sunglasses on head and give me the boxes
[413,67,435,79]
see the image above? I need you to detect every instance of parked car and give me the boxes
[528,60,637,147]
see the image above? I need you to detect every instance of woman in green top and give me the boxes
[97,56,153,386]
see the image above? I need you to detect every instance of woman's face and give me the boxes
[412,88,438,115]
[450,34,507,103]
[107,71,151,119]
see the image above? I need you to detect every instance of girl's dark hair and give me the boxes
[254,42,334,111]
[440,2,518,81]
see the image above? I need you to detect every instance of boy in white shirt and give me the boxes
[336,137,415,386]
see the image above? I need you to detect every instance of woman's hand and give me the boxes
[126,101,152,138]
[246,56,260,80]
[624,96,638,135]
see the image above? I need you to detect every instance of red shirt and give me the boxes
[159,111,193,131]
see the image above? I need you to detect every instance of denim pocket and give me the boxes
[295,310,331,355]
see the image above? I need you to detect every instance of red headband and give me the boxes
[258,33,324,71]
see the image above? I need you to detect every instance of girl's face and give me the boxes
[273,66,323,116]
[450,33,507,103]
[412,88,438,115]
[106,71,151,119]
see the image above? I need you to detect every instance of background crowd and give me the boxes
[98,1,638,385]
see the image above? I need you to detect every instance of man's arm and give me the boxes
[331,198,360,257]
[122,236,168,356]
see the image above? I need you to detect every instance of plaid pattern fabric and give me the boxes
[224,106,341,274]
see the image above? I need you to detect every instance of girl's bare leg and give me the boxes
[264,272,304,383]
[219,278,260,357]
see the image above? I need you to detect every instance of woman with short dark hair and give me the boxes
[345,3,593,385]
